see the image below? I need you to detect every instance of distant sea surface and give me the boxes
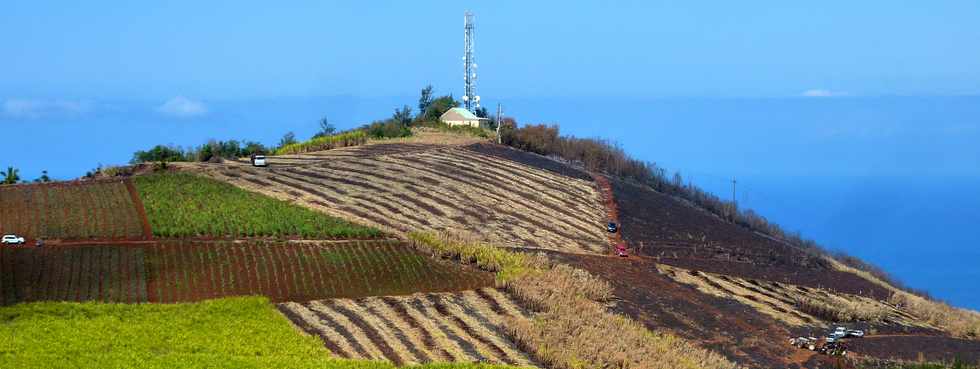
[5,95,978,309]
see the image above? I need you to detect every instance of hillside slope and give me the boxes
[195,141,609,255]
[178,131,980,367]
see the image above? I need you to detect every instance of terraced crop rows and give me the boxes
[0,180,148,241]
[1,240,492,305]
[206,145,608,254]
[657,264,927,328]
[0,246,147,305]
[145,240,493,303]
[278,289,536,366]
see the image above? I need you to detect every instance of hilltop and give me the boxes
[1,126,978,369]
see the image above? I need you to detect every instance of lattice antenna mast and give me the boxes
[462,11,479,112]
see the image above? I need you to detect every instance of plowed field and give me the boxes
[278,289,536,366]
[0,241,493,305]
[202,145,608,254]
[144,240,492,303]
[0,179,150,242]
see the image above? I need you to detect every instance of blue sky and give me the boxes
[2,1,980,307]
[3,0,980,102]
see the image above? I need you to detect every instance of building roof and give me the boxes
[440,107,485,121]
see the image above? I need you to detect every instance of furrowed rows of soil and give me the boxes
[0,179,148,242]
[655,264,930,330]
[604,178,895,299]
[205,146,609,254]
[542,250,798,368]
[278,289,536,366]
[0,246,147,305]
[145,240,493,303]
[0,240,492,305]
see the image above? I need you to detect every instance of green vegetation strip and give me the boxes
[275,131,369,155]
[0,296,528,369]
[134,172,380,239]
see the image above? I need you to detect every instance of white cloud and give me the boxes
[157,96,208,117]
[2,98,92,118]
[802,89,848,97]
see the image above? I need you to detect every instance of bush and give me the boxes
[363,119,412,139]
[132,140,270,164]
[131,145,188,163]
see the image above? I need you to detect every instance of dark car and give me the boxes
[606,222,618,233]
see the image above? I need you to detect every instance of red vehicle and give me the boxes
[615,244,628,257]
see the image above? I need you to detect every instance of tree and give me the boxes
[131,145,187,164]
[475,106,489,118]
[392,105,413,125]
[312,117,336,139]
[35,170,51,183]
[278,131,297,149]
[421,95,459,122]
[417,85,434,120]
[2,166,20,184]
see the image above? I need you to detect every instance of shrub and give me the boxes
[363,119,412,139]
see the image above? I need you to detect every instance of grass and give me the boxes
[858,359,978,369]
[831,259,980,339]
[134,172,381,239]
[0,296,530,369]
[407,231,532,283]
[409,231,736,369]
[794,294,890,323]
[275,131,369,155]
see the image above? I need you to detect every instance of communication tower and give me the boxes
[462,11,480,112]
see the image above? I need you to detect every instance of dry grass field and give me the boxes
[278,289,537,366]
[195,138,608,254]
[656,264,931,329]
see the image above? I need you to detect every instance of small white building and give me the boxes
[439,107,489,128]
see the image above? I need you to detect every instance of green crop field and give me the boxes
[0,296,528,369]
[134,172,380,239]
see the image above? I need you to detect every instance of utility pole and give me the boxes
[495,103,502,144]
[731,177,737,206]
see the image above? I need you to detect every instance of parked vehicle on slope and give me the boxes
[616,243,628,257]
[2,234,26,245]
[250,154,268,167]
[606,222,618,233]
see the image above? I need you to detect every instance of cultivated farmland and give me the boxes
[144,240,493,303]
[134,172,380,239]
[0,179,149,242]
[0,246,147,306]
[0,240,493,305]
[278,289,537,366]
[201,145,609,254]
